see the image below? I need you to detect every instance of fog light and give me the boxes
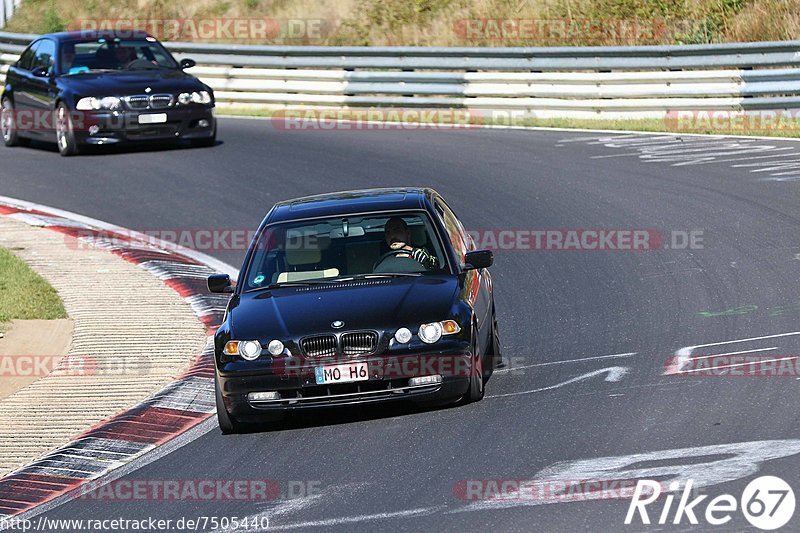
[409,375,442,386]
[88,125,100,136]
[248,391,280,402]
[198,119,210,128]
[394,328,412,344]
[267,339,284,356]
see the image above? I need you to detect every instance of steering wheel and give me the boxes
[373,249,422,271]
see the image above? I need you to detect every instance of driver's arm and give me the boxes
[410,247,437,269]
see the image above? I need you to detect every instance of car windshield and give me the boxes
[244,212,448,290]
[59,37,178,75]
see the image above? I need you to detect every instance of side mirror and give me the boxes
[208,273,234,293]
[179,58,196,69]
[31,67,49,77]
[464,250,493,270]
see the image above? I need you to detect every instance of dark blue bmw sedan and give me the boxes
[1,30,215,155]
[208,188,501,433]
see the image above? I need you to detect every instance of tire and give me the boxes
[462,328,485,404]
[487,303,503,373]
[215,374,245,434]
[1,97,28,147]
[55,103,81,156]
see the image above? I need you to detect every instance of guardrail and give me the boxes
[1,31,800,119]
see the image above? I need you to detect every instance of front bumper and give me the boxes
[72,105,215,144]
[218,351,472,416]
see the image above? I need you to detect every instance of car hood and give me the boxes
[60,69,206,95]
[228,276,459,340]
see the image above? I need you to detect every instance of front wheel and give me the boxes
[55,103,81,156]
[215,374,245,434]
[1,97,28,147]
[462,330,485,404]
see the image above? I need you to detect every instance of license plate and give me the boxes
[315,362,369,385]
[138,113,167,124]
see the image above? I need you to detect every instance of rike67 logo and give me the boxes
[626,476,795,530]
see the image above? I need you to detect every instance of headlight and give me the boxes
[418,320,461,344]
[418,322,442,344]
[267,339,285,356]
[76,96,121,111]
[223,340,262,361]
[394,328,412,344]
[178,91,212,105]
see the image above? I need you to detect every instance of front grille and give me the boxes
[124,94,174,110]
[342,331,378,355]
[301,335,337,357]
[149,95,173,109]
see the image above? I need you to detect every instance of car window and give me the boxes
[31,39,56,74]
[244,212,448,290]
[60,38,178,74]
[16,41,38,70]
[434,199,469,266]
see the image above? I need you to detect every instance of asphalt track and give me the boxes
[3,118,800,531]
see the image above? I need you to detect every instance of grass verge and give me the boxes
[0,247,67,329]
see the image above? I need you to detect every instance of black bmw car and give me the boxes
[209,188,501,433]
[1,30,216,156]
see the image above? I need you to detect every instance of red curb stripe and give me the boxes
[79,407,208,446]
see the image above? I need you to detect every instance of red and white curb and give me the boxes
[0,196,235,519]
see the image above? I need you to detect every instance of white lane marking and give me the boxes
[494,352,636,374]
[689,331,800,349]
[760,175,800,181]
[676,356,798,374]
[487,366,629,399]
[688,346,779,361]
[663,331,800,375]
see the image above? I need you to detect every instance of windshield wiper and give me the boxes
[331,273,422,282]
[244,280,334,293]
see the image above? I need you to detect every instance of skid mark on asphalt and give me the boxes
[556,133,800,181]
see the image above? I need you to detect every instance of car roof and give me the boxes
[40,31,154,43]
[267,187,439,224]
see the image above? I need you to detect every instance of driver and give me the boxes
[113,46,136,67]
[61,42,76,73]
[383,216,437,269]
